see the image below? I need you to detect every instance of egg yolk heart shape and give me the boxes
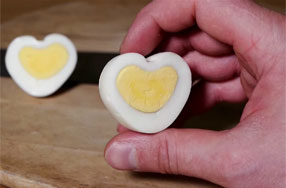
[19,43,68,79]
[117,65,178,113]
[5,34,77,97]
[99,52,192,133]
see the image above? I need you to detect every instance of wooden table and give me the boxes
[0,0,284,187]
[1,0,284,53]
[0,77,221,188]
[1,0,151,53]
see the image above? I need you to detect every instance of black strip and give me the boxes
[0,49,118,84]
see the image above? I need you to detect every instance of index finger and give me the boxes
[120,0,277,72]
[120,0,196,55]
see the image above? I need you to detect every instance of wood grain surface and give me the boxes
[1,0,151,53]
[1,0,284,53]
[0,77,221,188]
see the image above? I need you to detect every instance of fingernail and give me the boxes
[105,142,137,170]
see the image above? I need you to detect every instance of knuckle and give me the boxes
[156,129,180,174]
[214,85,224,103]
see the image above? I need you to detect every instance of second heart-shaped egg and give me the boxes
[5,34,77,97]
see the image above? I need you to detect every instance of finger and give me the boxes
[158,27,233,56]
[184,51,240,82]
[188,78,247,115]
[105,128,231,186]
[117,124,130,133]
[188,29,233,56]
[120,0,195,55]
[155,29,194,56]
[120,0,281,76]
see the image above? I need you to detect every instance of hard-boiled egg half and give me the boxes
[5,34,77,97]
[99,52,192,133]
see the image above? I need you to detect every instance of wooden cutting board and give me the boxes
[1,0,152,53]
[1,0,284,53]
[0,77,221,188]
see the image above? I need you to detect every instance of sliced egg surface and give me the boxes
[5,34,77,97]
[99,52,192,133]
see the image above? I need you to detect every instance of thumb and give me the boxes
[105,129,230,184]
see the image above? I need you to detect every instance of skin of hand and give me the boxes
[104,0,286,187]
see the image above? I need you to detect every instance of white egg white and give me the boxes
[5,33,77,97]
[99,52,192,133]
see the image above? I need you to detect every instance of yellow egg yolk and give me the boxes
[19,43,68,79]
[116,65,178,113]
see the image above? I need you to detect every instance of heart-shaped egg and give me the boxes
[5,34,77,97]
[99,52,192,133]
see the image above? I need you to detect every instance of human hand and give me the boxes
[104,0,286,187]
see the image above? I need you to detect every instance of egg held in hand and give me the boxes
[5,34,77,97]
[99,52,192,133]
